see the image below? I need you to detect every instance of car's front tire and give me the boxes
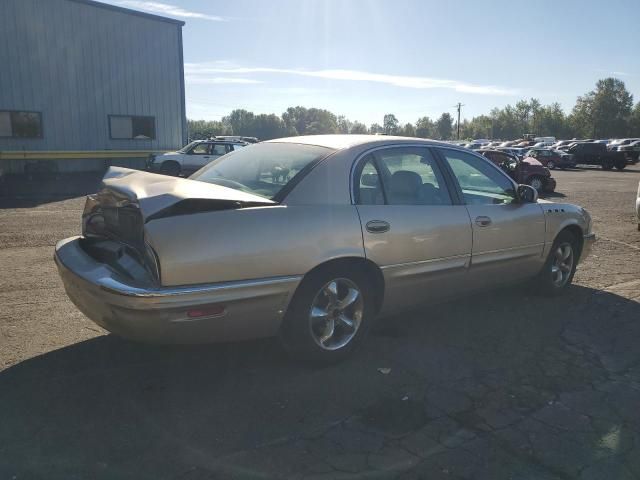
[537,231,578,295]
[528,176,544,191]
[160,161,181,176]
[278,267,374,364]
[547,160,555,169]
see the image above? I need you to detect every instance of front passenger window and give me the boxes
[191,144,209,155]
[438,149,516,205]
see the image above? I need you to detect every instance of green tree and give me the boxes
[571,78,633,138]
[400,122,416,137]
[630,102,640,136]
[350,121,368,134]
[282,106,307,135]
[251,114,287,140]
[223,109,255,136]
[515,100,531,133]
[370,123,383,134]
[415,116,435,138]
[383,114,399,135]
[282,106,337,135]
[336,115,352,134]
[187,119,231,141]
[436,113,453,140]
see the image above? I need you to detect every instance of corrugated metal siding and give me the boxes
[0,0,185,152]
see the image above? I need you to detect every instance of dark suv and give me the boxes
[566,142,627,170]
[479,149,556,192]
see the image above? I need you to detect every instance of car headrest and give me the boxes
[390,170,422,196]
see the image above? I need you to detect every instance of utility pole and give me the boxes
[455,103,464,140]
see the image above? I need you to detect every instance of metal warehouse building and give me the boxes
[0,0,186,173]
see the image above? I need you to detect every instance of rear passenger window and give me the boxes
[211,144,228,156]
[375,147,452,205]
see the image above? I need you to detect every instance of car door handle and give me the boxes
[366,220,390,233]
[203,156,210,159]
[475,216,492,227]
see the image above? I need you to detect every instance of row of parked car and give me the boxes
[454,137,640,172]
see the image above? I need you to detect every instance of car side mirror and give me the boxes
[517,184,538,203]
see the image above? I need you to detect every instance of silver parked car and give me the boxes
[55,135,596,362]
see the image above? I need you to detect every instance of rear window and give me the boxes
[190,142,334,200]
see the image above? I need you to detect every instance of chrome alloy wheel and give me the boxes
[309,278,364,351]
[530,177,544,191]
[551,242,574,287]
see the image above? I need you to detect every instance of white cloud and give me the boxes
[114,1,227,21]
[611,71,630,76]
[185,76,263,85]
[184,63,520,96]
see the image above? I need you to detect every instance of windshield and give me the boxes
[190,142,334,200]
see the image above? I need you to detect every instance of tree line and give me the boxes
[188,78,640,142]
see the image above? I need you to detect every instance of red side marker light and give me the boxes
[187,305,226,318]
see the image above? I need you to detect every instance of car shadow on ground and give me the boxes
[0,173,103,208]
[1,285,640,479]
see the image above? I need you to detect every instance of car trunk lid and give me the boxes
[81,167,275,283]
[100,166,275,221]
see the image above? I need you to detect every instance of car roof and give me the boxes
[264,134,452,150]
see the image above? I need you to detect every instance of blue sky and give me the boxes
[107,0,639,125]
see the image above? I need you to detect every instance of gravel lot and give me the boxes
[1,166,640,479]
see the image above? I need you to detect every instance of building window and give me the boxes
[109,115,155,140]
[0,111,43,138]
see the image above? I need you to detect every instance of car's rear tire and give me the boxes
[160,161,181,176]
[536,231,578,296]
[528,176,544,191]
[278,267,374,364]
[615,162,626,171]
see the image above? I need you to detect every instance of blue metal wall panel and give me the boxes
[0,0,185,152]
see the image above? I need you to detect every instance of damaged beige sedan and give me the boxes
[55,135,595,362]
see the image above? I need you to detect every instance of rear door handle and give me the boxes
[475,216,492,227]
[366,220,390,233]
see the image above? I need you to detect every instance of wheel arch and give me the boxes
[556,224,585,260]
[293,256,385,314]
[160,159,181,172]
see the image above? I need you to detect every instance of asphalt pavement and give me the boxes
[1,166,640,479]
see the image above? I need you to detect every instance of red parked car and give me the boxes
[524,148,576,170]
[479,149,556,192]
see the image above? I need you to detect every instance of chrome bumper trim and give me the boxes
[54,236,301,299]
